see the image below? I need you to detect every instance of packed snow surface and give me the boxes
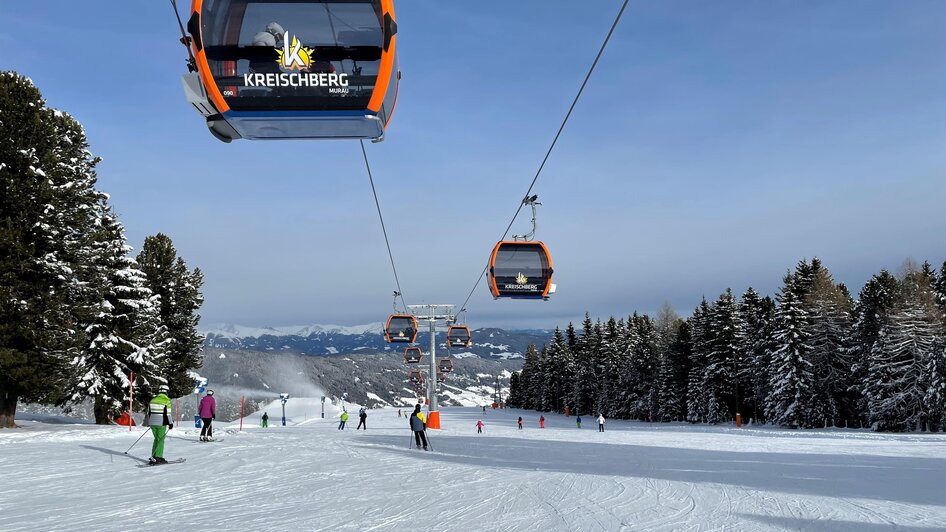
[2,405,946,531]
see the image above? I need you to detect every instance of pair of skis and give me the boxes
[137,458,187,468]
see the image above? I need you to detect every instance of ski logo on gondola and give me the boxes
[243,32,349,90]
[276,33,314,70]
[503,272,539,292]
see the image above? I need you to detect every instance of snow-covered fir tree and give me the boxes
[849,270,900,427]
[135,233,204,398]
[739,288,774,423]
[686,298,712,423]
[570,314,599,417]
[542,328,575,412]
[517,344,541,410]
[705,288,744,423]
[803,266,854,427]
[599,317,624,417]
[0,72,106,428]
[766,272,814,428]
[867,266,942,432]
[67,208,170,424]
[655,304,687,422]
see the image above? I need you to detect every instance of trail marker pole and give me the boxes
[240,395,245,431]
[127,371,135,431]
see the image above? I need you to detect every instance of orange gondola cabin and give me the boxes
[446,325,472,348]
[487,241,555,300]
[181,0,399,142]
[385,314,417,343]
[404,346,423,364]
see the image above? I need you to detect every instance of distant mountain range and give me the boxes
[201,322,551,360]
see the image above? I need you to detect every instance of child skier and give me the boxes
[576,415,582,429]
[517,416,523,430]
[539,415,545,429]
[476,419,484,433]
[198,389,216,441]
[261,412,269,428]
[598,414,605,432]
[146,385,173,465]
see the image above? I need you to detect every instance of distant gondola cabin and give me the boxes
[438,359,453,373]
[404,346,423,364]
[385,314,417,343]
[447,326,472,348]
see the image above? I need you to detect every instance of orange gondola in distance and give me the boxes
[438,358,453,373]
[404,346,423,364]
[385,314,417,343]
[446,325,472,348]
[487,241,555,300]
[181,0,399,142]
[407,370,423,385]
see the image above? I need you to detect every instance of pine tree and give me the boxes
[136,234,204,398]
[867,267,942,432]
[67,209,170,423]
[655,303,685,422]
[803,265,854,427]
[570,314,598,417]
[766,273,814,428]
[924,337,946,432]
[600,317,624,417]
[518,344,541,410]
[739,288,774,423]
[686,298,711,423]
[934,261,946,316]
[507,371,523,408]
[0,73,106,428]
[849,270,900,427]
[705,289,744,423]
[541,328,574,412]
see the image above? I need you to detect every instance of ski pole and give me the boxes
[424,429,433,451]
[124,427,151,454]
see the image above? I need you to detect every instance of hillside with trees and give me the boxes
[508,258,946,432]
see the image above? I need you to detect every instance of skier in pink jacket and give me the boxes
[476,419,484,434]
[198,390,217,441]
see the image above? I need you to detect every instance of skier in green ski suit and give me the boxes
[147,385,173,465]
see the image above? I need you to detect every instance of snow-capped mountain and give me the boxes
[201,322,550,360]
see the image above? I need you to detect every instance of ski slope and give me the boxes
[2,404,945,531]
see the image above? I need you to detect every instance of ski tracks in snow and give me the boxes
[2,407,946,531]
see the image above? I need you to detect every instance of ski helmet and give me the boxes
[158,384,169,393]
[207,389,214,396]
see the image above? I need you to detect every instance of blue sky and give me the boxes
[3,1,945,329]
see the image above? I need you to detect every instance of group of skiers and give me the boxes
[336,407,370,430]
[479,414,606,434]
[143,386,218,465]
[142,385,608,466]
